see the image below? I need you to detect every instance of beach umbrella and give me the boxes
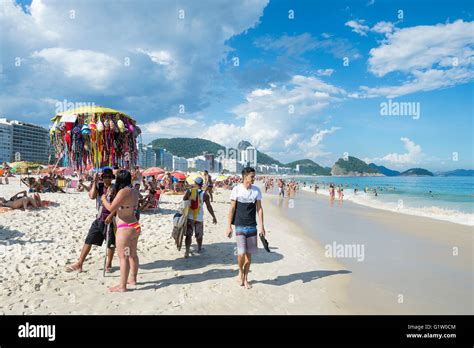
[171,171,186,181]
[186,172,203,185]
[50,105,140,171]
[142,167,165,177]
[10,161,42,172]
[215,175,227,182]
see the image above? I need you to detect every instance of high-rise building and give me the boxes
[0,118,50,164]
[221,158,243,174]
[203,152,215,172]
[138,144,156,168]
[246,146,257,168]
[172,155,188,172]
[0,120,13,163]
[155,148,173,170]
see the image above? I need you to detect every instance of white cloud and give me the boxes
[141,117,199,138]
[202,76,345,161]
[368,20,474,77]
[32,48,121,90]
[0,0,270,121]
[351,20,474,98]
[367,137,423,165]
[360,67,474,98]
[371,21,395,34]
[345,20,370,36]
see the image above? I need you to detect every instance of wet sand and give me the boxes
[267,188,473,314]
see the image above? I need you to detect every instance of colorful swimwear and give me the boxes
[117,221,141,232]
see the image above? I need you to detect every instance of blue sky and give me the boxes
[1,0,473,170]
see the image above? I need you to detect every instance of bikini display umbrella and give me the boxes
[50,105,141,171]
[142,167,165,177]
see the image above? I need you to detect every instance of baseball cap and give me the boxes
[102,168,115,178]
[194,177,204,185]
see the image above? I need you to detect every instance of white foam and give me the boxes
[301,186,474,226]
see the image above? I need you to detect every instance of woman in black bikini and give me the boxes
[101,170,141,292]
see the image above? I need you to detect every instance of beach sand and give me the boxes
[0,177,349,314]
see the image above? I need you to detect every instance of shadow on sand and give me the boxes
[139,242,284,272]
[253,269,351,286]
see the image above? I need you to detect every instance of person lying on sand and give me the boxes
[0,192,42,210]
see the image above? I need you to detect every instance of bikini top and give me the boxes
[117,186,139,214]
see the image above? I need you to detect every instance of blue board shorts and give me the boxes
[235,225,258,255]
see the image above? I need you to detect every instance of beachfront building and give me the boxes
[0,118,49,164]
[155,148,173,170]
[0,119,13,163]
[172,155,188,172]
[246,146,257,168]
[238,145,258,168]
[203,152,215,172]
[187,155,209,172]
[221,158,243,174]
[138,144,156,168]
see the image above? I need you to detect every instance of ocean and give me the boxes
[276,176,474,226]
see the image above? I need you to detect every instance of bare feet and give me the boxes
[236,272,244,286]
[244,280,252,289]
[127,275,137,285]
[66,263,82,272]
[108,284,127,292]
[184,250,190,258]
[105,264,112,273]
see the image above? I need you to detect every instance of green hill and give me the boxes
[149,137,283,165]
[369,163,400,176]
[331,156,382,176]
[400,168,434,176]
[286,159,331,175]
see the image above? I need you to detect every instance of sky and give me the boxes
[1,0,473,171]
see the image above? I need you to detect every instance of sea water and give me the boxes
[282,176,473,226]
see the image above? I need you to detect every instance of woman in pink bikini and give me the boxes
[101,170,141,292]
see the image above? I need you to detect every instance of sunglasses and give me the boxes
[102,175,113,179]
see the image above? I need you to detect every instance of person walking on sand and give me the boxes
[278,179,284,198]
[226,167,266,289]
[101,170,141,292]
[203,170,214,203]
[65,169,117,273]
[182,176,217,258]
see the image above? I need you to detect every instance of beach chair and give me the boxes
[57,179,66,189]
[151,191,161,214]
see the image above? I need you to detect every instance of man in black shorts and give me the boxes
[66,168,117,273]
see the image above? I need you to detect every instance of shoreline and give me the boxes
[265,188,473,314]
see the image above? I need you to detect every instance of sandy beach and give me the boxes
[0,177,349,315]
[1,177,471,315]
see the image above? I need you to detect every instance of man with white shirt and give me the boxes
[226,167,266,289]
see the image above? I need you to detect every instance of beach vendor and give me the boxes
[66,168,117,273]
[182,176,217,258]
[226,167,266,289]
